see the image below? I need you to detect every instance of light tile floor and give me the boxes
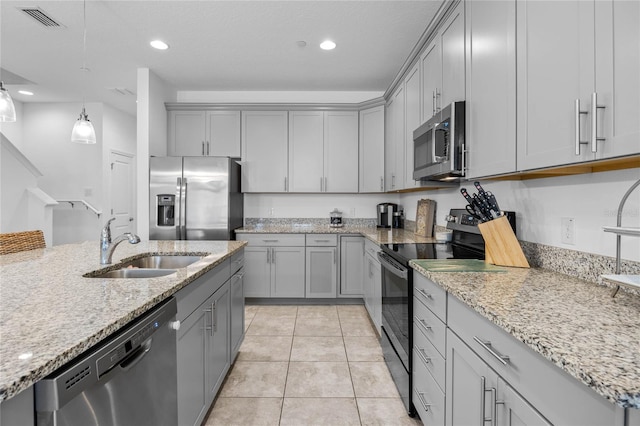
[204,305,423,426]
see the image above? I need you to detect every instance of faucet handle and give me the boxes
[101,217,116,241]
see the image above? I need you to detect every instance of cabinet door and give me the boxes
[168,110,206,156]
[371,256,381,333]
[324,111,359,193]
[385,87,405,191]
[207,111,241,157]
[363,254,374,316]
[339,236,364,296]
[230,269,245,360]
[207,282,230,400]
[404,63,421,189]
[440,2,466,107]
[497,377,551,426]
[359,106,385,193]
[242,111,289,192]
[465,0,517,178]
[305,247,337,298]
[177,304,208,426]
[421,39,441,121]
[446,329,497,426]
[516,1,596,170]
[243,247,270,297]
[271,247,306,297]
[594,0,640,159]
[289,111,324,192]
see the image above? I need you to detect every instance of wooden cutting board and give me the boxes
[415,199,436,237]
[411,259,506,272]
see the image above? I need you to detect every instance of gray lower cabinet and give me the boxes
[363,241,381,334]
[243,246,270,297]
[305,235,338,298]
[175,252,243,426]
[339,235,364,296]
[271,247,306,297]
[0,386,34,426]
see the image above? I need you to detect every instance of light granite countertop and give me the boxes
[237,224,437,244]
[410,261,640,409]
[0,239,246,402]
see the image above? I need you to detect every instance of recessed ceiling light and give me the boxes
[320,40,336,50]
[296,40,307,48]
[150,40,169,50]
[18,90,34,96]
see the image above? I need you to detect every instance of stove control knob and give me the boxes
[445,214,456,223]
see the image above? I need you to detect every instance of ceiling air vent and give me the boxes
[19,7,64,28]
[107,88,136,96]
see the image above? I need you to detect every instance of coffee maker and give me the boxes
[377,203,398,228]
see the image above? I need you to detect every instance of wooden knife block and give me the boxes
[478,216,530,268]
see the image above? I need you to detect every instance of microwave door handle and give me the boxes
[432,124,439,163]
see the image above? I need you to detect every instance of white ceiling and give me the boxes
[1,0,443,115]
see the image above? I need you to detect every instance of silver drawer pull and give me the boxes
[417,288,433,299]
[414,345,431,365]
[262,239,279,243]
[414,389,431,412]
[314,239,331,243]
[474,336,510,365]
[414,316,432,331]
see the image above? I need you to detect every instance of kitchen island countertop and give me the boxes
[0,239,246,402]
[410,261,640,409]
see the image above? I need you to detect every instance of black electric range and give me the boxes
[378,208,515,416]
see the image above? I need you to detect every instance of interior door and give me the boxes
[110,152,135,235]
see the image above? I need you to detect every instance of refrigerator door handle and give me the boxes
[176,177,182,240]
[181,178,188,240]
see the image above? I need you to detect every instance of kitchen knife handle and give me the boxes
[575,99,589,155]
[591,92,606,153]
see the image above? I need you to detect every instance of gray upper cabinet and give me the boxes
[289,111,359,193]
[359,105,385,193]
[465,0,517,178]
[385,86,405,191]
[241,111,289,193]
[421,1,465,122]
[168,110,240,157]
[594,0,640,160]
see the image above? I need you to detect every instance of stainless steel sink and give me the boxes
[89,268,177,279]
[120,255,202,269]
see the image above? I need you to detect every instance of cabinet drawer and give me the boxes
[413,296,446,357]
[413,321,445,391]
[305,234,338,246]
[413,272,446,322]
[237,233,305,247]
[364,239,380,257]
[412,348,445,425]
[448,295,621,426]
[229,250,244,274]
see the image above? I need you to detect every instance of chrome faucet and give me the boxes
[100,217,141,264]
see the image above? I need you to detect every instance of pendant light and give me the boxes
[71,0,96,144]
[0,81,17,122]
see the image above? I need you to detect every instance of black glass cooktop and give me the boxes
[381,242,484,265]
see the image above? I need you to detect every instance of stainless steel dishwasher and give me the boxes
[35,297,178,426]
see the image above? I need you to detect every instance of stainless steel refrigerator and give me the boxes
[149,156,243,240]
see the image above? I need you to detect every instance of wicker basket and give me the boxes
[0,230,46,255]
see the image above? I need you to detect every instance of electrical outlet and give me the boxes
[561,217,575,244]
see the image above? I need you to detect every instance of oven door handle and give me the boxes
[377,252,408,279]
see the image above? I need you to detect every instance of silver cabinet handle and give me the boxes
[416,288,433,300]
[414,389,431,412]
[435,88,441,112]
[207,141,210,156]
[432,90,436,116]
[491,387,504,426]
[284,177,288,192]
[474,336,510,365]
[266,248,270,264]
[391,174,395,189]
[334,248,337,264]
[324,177,327,192]
[591,92,606,153]
[575,99,589,155]
[414,316,432,332]
[212,301,217,333]
[263,239,279,243]
[481,377,489,424]
[414,345,431,365]
[202,141,205,156]
[461,142,467,176]
[380,176,384,191]
[203,307,213,336]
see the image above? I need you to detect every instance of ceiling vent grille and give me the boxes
[19,7,64,28]
[107,88,136,96]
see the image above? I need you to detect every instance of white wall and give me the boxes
[400,169,640,261]
[244,193,400,220]
[136,68,176,240]
[21,102,104,245]
[178,91,383,104]
[0,99,23,149]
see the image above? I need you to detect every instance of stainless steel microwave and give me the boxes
[413,101,465,181]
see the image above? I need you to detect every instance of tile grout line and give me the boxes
[278,305,298,426]
[338,307,364,426]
